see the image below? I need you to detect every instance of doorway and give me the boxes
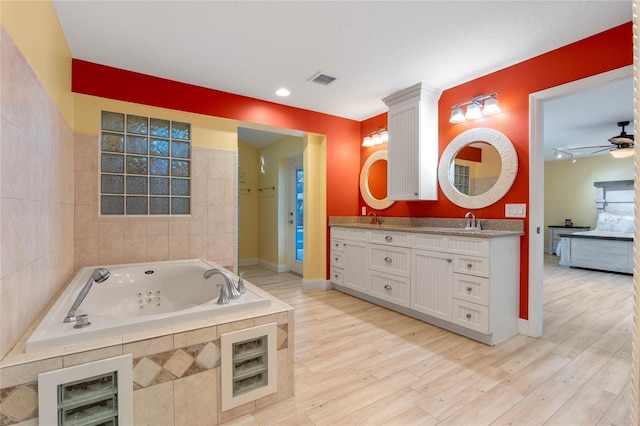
[237,126,304,273]
[528,65,633,337]
[287,153,304,275]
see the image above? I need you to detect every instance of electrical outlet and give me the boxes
[505,203,527,218]
[361,206,367,215]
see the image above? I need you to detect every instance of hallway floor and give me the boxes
[230,256,633,425]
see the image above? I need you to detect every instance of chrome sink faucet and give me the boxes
[464,211,481,230]
[204,268,241,299]
[368,211,382,225]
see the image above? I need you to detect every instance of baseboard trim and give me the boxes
[238,258,258,266]
[302,279,332,290]
[257,259,288,273]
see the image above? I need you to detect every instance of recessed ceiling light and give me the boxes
[275,88,290,97]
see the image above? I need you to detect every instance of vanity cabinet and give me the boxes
[382,83,442,201]
[330,226,520,345]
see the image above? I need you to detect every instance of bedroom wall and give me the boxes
[544,154,634,248]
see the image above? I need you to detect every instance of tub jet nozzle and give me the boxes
[63,268,111,323]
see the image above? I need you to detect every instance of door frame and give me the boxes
[526,65,633,338]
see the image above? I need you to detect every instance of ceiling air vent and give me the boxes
[309,72,337,86]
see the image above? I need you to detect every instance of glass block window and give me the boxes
[453,164,470,195]
[100,111,191,215]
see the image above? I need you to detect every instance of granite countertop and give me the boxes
[329,216,524,238]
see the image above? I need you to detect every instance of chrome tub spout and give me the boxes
[203,268,241,299]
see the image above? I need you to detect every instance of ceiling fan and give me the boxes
[565,121,634,159]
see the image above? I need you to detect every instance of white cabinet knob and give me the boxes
[384,284,392,290]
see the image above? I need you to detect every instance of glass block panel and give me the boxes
[126,196,148,215]
[101,111,124,132]
[150,118,170,137]
[126,136,148,154]
[171,141,190,159]
[101,195,124,215]
[150,197,170,215]
[127,115,148,135]
[126,156,148,175]
[101,175,124,194]
[101,154,124,173]
[171,160,190,177]
[150,158,169,176]
[171,197,190,215]
[150,138,170,157]
[171,178,190,196]
[101,133,124,153]
[172,122,190,140]
[126,176,148,194]
[150,177,170,195]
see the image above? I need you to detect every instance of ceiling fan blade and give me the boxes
[587,147,613,155]
[567,145,611,150]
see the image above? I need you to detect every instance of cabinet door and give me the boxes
[344,241,369,293]
[411,249,453,321]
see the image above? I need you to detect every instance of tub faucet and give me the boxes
[203,268,241,299]
[464,211,481,230]
[216,284,230,305]
[63,268,110,323]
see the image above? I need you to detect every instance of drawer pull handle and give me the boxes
[447,259,452,263]
[466,313,472,319]
[384,284,392,290]
[335,274,339,279]
[384,256,392,263]
[467,263,473,268]
[385,235,393,242]
[466,287,472,292]
[335,257,339,262]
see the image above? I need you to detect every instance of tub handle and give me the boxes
[216,284,230,305]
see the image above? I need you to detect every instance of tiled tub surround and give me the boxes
[75,133,239,273]
[0,28,75,359]
[0,282,294,425]
[26,259,271,353]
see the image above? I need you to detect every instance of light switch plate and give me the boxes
[505,203,527,218]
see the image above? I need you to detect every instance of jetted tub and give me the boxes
[26,259,270,353]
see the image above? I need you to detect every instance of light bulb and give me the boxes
[449,105,465,123]
[465,102,482,120]
[483,96,501,115]
[362,136,373,147]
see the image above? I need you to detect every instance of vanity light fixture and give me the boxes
[362,127,388,147]
[449,93,500,123]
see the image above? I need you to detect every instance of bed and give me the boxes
[558,180,634,275]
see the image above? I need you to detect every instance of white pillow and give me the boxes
[595,213,634,233]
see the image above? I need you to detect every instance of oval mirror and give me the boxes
[360,150,395,210]
[438,128,517,209]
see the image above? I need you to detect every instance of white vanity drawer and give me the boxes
[453,273,489,306]
[330,251,344,268]
[330,267,343,286]
[411,233,448,251]
[452,299,489,334]
[331,227,349,239]
[370,230,411,247]
[369,270,410,307]
[453,254,489,278]
[330,238,345,253]
[369,244,411,277]
[447,236,490,257]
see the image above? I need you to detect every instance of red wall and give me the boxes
[72,60,363,268]
[72,22,631,321]
[360,22,632,319]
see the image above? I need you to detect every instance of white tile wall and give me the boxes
[0,28,75,359]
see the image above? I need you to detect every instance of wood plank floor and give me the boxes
[228,255,633,425]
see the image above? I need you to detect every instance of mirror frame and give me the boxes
[360,150,395,210]
[438,128,518,209]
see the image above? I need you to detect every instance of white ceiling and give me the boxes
[52,1,633,155]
